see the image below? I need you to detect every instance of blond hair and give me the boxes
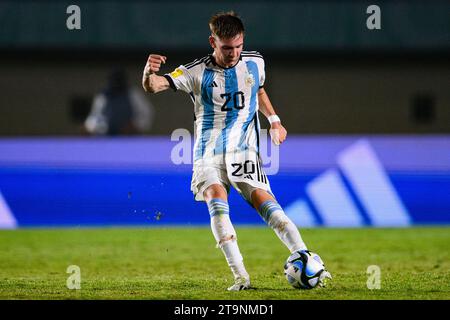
[209,11,245,39]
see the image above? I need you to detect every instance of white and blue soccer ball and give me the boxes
[284,250,331,289]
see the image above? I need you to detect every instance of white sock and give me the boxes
[207,198,249,280]
[259,200,307,252]
[220,239,249,280]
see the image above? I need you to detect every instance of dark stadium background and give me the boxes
[0,0,449,228]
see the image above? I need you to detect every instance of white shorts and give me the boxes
[191,150,273,204]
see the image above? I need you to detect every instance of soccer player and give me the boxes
[142,11,331,291]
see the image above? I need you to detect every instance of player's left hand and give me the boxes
[269,122,287,145]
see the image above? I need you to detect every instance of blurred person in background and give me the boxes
[85,69,154,135]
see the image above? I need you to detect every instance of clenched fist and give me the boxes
[143,54,167,76]
[142,54,167,92]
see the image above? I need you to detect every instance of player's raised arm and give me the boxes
[142,54,170,93]
[258,87,287,145]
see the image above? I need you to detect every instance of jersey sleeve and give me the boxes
[163,65,193,93]
[258,57,266,88]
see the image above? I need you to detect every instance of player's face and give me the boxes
[210,33,244,68]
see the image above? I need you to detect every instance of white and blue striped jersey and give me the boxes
[164,51,265,162]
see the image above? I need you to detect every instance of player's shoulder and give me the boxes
[241,50,264,62]
[182,54,212,71]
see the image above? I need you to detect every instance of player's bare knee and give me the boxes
[204,184,227,202]
[251,189,275,209]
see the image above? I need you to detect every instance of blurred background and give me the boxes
[0,0,449,228]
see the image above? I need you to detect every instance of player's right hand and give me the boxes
[144,54,167,76]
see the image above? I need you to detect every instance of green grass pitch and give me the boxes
[0,227,448,300]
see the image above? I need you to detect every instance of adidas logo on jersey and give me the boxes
[208,81,218,87]
[244,174,253,180]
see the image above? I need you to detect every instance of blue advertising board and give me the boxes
[0,136,449,228]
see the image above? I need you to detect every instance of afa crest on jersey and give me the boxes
[244,72,255,87]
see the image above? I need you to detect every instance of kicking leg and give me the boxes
[251,188,307,253]
[204,184,250,291]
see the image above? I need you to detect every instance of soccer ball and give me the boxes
[284,250,329,289]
